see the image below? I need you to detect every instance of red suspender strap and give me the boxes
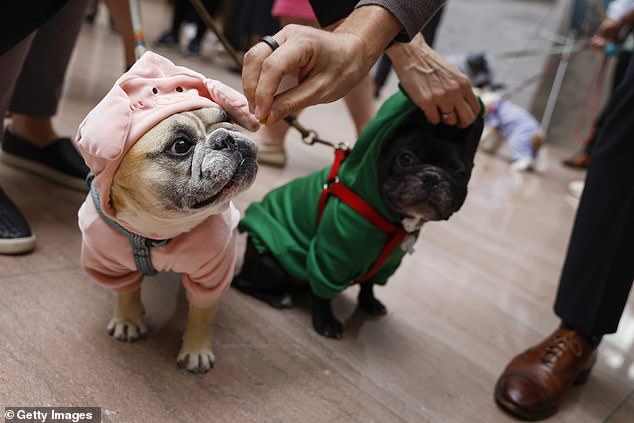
[317,147,409,284]
[327,182,408,284]
[354,230,408,284]
[317,147,350,222]
[328,183,399,234]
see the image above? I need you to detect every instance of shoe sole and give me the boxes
[0,151,88,192]
[493,367,592,421]
[494,381,558,421]
[0,233,36,255]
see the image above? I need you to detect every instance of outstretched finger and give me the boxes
[454,98,476,128]
[242,41,276,113]
[267,74,326,123]
[417,95,441,125]
[461,83,481,123]
[253,39,312,122]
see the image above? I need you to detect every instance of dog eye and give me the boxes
[168,138,194,156]
[397,152,416,168]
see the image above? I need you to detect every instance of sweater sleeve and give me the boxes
[356,0,446,40]
[308,0,445,41]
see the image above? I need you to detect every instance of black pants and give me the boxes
[584,51,632,155]
[554,56,634,336]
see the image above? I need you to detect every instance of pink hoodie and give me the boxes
[76,52,259,308]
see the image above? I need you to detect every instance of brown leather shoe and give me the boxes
[562,152,591,170]
[494,328,597,420]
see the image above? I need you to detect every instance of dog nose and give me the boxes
[210,128,237,151]
[421,173,440,189]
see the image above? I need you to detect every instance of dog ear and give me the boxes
[205,79,260,132]
[75,84,132,175]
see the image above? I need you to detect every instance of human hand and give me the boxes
[242,5,401,124]
[387,33,480,127]
[242,25,369,124]
[590,18,626,49]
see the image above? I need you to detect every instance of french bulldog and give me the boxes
[233,92,483,339]
[76,52,259,373]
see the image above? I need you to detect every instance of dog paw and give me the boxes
[311,294,343,339]
[312,316,344,339]
[177,347,215,374]
[107,318,148,342]
[358,296,388,316]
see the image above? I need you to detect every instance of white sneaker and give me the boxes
[510,157,534,172]
[533,146,548,173]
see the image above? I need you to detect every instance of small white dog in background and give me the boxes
[477,89,548,173]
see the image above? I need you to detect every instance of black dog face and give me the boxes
[379,110,483,222]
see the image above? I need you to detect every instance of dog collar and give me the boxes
[86,173,169,276]
[317,147,413,285]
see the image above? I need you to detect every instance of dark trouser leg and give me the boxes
[554,58,634,337]
[584,51,632,155]
[169,0,190,38]
[0,34,35,135]
[9,0,88,117]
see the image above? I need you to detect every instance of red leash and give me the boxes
[317,147,409,285]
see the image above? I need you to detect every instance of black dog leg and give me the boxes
[311,294,343,339]
[357,282,387,315]
[232,237,292,308]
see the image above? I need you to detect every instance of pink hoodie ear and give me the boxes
[205,79,260,132]
[75,84,132,174]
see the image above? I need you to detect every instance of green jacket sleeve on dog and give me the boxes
[240,90,425,299]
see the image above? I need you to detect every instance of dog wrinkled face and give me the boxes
[379,110,482,222]
[111,107,257,231]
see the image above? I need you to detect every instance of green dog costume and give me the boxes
[239,89,482,299]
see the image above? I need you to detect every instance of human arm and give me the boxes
[242,3,479,127]
[309,0,445,41]
[590,0,634,49]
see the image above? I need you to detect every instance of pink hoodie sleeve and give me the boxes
[177,205,240,309]
[78,201,144,294]
[180,232,237,309]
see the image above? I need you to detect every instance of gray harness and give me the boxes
[87,173,168,276]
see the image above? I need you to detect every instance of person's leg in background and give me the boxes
[3,0,89,191]
[495,55,634,421]
[104,0,136,69]
[0,34,38,255]
[563,50,632,170]
[155,0,190,47]
[0,0,89,255]
[343,75,375,136]
[187,0,222,56]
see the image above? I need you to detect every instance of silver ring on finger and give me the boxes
[441,111,455,120]
[260,35,280,52]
